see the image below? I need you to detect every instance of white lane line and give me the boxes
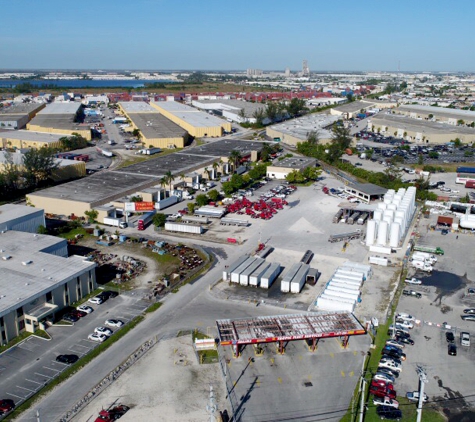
[54,361,68,366]
[34,372,52,379]
[74,344,91,348]
[43,366,60,373]
[17,385,35,392]
[25,378,43,385]
[7,392,25,399]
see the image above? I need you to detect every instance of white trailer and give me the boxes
[281,263,302,293]
[330,277,362,288]
[290,264,310,293]
[411,255,432,265]
[231,257,256,283]
[340,262,372,279]
[164,222,203,234]
[334,270,364,282]
[369,256,389,266]
[195,206,226,218]
[316,296,355,312]
[323,288,360,302]
[181,215,209,224]
[260,263,281,289]
[223,255,249,281]
[249,262,271,287]
[103,217,127,229]
[220,217,248,226]
[369,245,392,255]
[326,282,360,294]
[239,257,265,286]
[155,195,179,210]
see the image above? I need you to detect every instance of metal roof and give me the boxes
[0,204,43,225]
[217,311,365,345]
[0,130,63,143]
[151,101,226,128]
[398,104,475,120]
[126,112,186,139]
[119,101,156,113]
[0,103,44,115]
[346,182,388,196]
[268,113,339,141]
[37,102,81,115]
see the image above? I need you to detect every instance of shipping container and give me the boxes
[230,257,256,283]
[220,217,248,226]
[465,180,475,189]
[369,256,389,266]
[290,264,310,293]
[155,196,178,210]
[316,296,355,312]
[323,288,360,301]
[281,263,302,293]
[260,263,281,289]
[164,222,203,234]
[223,255,249,281]
[340,262,372,279]
[239,257,265,286]
[326,281,360,293]
[437,216,453,226]
[456,166,475,174]
[181,215,210,224]
[306,268,319,285]
[249,262,271,287]
[334,270,364,282]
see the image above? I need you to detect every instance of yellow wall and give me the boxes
[26,124,91,141]
[142,135,186,149]
[1,137,62,150]
[26,195,91,216]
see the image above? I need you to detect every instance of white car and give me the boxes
[374,372,395,384]
[94,326,113,336]
[77,305,93,314]
[88,296,104,305]
[88,333,107,343]
[373,396,399,408]
[405,277,422,285]
[105,319,124,328]
[395,319,414,329]
[406,391,428,403]
[386,339,404,349]
[378,360,402,373]
[461,332,470,347]
[396,313,415,322]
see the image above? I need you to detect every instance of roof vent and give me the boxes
[22,260,33,265]
[25,282,29,286]
[2,255,12,261]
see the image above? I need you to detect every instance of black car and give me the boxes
[448,343,457,356]
[382,348,406,361]
[461,315,475,322]
[376,405,402,420]
[62,313,79,323]
[446,331,455,342]
[99,290,118,299]
[389,329,410,339]
[395,336,414,345]
[56,354,79,364]
[0,399,15,415]
[463,308,475,314]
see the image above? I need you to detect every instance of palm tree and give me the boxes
[159,176,167,197]
[204,167,211,180]
[165,170,175,192]
[179,172,186,187]
[228,150,242,173]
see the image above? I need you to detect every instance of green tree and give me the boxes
[132,128,141,139]
[418,154,424,165]
[260,143,273,162]
[208,189,220,202]
[238,108,246,121]
[252,108,265,126]
[195,194,209,207]
[391,155,404,166]
[221,181,235,196]
[265,102,278,122]
[228,150,243,172]
[164,170,175,192]
[22,147,59,187]
[84,209,98,223]
[453,138,462,147]
[285,170,305,183]
[457,119,465,126]
[307,130,320,145]
[187,202,196,214]
[230,173,244,190]
[37,225,48,234]
[287,98,306,116]
[428,151,439,159]
[59,133,88,151]
[130,195,143,202]
[302,166,322,181]
[152,213,167,227]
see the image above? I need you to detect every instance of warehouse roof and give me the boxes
[0,151,82,169]
[38,102,81,115]
[332,100,376,114]
[127,112,187,139]
[269,113,339,141]
[0,130,63,144]
[0,103,44,115]
[152,101,225,127]
[372,114,475,135]
[398,104,475,121]
[28,114,87,131]
[0,231,95,317]
[347,182,388,196]
[183,139,264,157]
[119,101,156,113]
[270,156,316,169]
[193,99,265,117]
[0,204,43,225]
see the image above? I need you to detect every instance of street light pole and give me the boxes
[359,378,366,422]
[416,366,428,422]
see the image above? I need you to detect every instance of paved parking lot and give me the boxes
[0,293,148,411]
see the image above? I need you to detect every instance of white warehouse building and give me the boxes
[0,204,46,233]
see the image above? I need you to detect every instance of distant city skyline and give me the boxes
[1,0,475,72]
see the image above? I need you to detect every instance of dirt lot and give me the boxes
[74,335,226,422]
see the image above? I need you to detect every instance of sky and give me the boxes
[1,0,474,72]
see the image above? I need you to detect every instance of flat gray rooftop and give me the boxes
[269,113,339,140]
[0,231,95,317]
[28,114,87,131]
[37,102,81,115]
[0,103,44,115]
[28,172,154,205]
[152,101,225,127]
[332,100,375,114]
[372,114,475,134]
[0,204,43,224]
[183,139,264,157]
[127,112,187,139]
[194,99,264,117]
[0,130,63,143]
[119,101,156,113]
[271,156,316,169]
[347,182,387,196]
[398,104,475,121]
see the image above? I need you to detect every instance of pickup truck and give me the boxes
[403,289,422,298]
[373,396,399,408]
[406,391,428,403]
[405,277,422,285]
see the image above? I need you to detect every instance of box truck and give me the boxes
[103,217,128,229]
[137,211,156,231]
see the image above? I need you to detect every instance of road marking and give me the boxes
[353,351,358,356]
[75,343,92,348]
[330,352,334,358]
[7,392,25,399]
[43,366,60,373]
[277,377,282,384]
[256,378,260,387]
[25,379,42,385]
[349,371,354,377]
[16,385,35,392]
[54,361,69,366]
[341,371,346,377]
[35,372,52,379]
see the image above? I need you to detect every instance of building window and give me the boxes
[26,319,32,325]
[18,320,25,331]
[1,331,6,343]
[0,317,3,328]
[46,291,53,303]
[17,307,24,318]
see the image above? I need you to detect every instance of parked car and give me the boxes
[77,305,94,313]
[394,319,414,329]
[0,399,15,415]
[62,313,79,323]
[105,319,124,328]
[446,331,455,342]
[374,372,395,384]
[373,396,399,408]
[406,391,429,403]
[56,354,79,364]
[94,326,113,336]
[460,332,470,347]
[99,290,118,299]
[463,308,475,314]
[379,360,402,373]
[395,336,414,345]
[380,356,403,366]
[88,296,104,305]
[396,313,415,322]
[461,315,475,322]
[389,325,410,335]
[88,333,107,343]
[448,343,457,356]
[376,405,402,420]
[371,379,394,390]
[386,339,404,349]
[377,366,400,379]
[405,277,422,285]
[382,348,406,361]
[70,310,87,318]
[403,289,422,298]
[370,386,397,399]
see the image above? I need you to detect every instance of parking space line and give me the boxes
[35,372,52,379]
[25,378,43,385]
[74,344,91,349]
[17,385,36,393]
[7,392,25,399]
[54,361,69,366]
[43,366,60,373]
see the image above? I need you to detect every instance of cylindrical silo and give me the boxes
[398,188,406,196]
[366,220,377,246]
[384,197,392,205]
[373,209,383,221]
[384,210,395,221]
[383,215,392,225]
[394,216,405,234]
[392,198,401,208]
[387,189,396,196]
[389,223,400,247]
[377,221,388,245]
[378,202,387,211]
[388,204,397,211]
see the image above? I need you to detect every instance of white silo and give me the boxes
[388,204,397,211]
[392,198,401,208]
[366,220,377,246]
[373,209,383,221]
[378,202,387,211]
[386,189,396,196]
[377,221,389,245]
[394,216,405,234]
[383,215,392,225]
[384,197,392,205]
[397,188,406,196]
[389,223,400,247]
[384,210,395,221]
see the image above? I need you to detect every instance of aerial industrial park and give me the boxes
[2,1,475,422]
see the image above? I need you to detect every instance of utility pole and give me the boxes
[358,378,366,422]
[416,366,428,422]
[206,385,218,422]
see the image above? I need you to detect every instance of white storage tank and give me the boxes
[387,204,397,211]
[384,210,395,220]
[373,209,383,221]
[383,215,392,225]
[384,197,392,205]
[377,202,387,211]
[386,189,396,196]
[397,188,406,196]
[394,216,405,234]
[389,222,400,247]
[366,219,377,246]
[377,221,388,245]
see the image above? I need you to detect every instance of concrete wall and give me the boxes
[266,166,293,180]
[0,136,62,150]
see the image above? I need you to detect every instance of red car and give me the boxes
[0,399,15,415]
[371,379,394,390]
[70,310,87,318]
[369,386,397,399]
